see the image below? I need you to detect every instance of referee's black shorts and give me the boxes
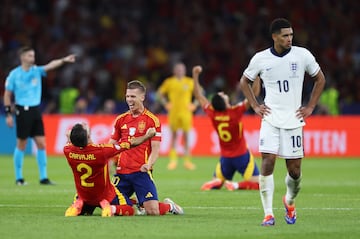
[15,105,45,139]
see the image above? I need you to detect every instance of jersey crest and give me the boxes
[138,120,146,133]
[289,61,298,78]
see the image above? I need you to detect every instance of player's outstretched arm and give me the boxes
[130,127,156,146]
[192,65,209,108]
[43,54,76,72]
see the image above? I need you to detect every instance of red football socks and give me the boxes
[239,181,260,190]
[114,205,135,216]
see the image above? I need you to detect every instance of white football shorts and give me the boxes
[259,120,304,159]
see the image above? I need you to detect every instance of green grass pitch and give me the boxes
[0,155,359,239]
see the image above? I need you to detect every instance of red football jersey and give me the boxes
[63,142,129,205]
[110,109,161,174]
[204,102,248,157]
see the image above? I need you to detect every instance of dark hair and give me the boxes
[270,18,292,35]
[127,80,146,94]
[70,123,88,147]
[211,94,226,111]
[17,46,34,56]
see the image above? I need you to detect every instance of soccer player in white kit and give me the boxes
[240,18,326,226]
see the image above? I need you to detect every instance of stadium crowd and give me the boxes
[1,0,360,115]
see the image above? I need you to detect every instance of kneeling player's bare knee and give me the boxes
[143,200,160,215]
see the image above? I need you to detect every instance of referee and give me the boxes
[3,46,76,185]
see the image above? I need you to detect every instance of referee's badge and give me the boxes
[32,77,38,85]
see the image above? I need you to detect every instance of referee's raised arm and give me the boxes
[43,54,76,72]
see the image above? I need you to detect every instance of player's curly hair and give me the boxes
[70,123,88,147]
[270,18,292,35]
[211,94,226,111]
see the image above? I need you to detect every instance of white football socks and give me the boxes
[285,173,301,205]
[259,174,274,216]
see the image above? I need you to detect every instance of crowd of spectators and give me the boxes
[1,0,359,115]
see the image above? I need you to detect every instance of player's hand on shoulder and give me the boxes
[65,129,71,143]
[145,127,156,138]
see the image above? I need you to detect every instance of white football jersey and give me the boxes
[243,46,320,129]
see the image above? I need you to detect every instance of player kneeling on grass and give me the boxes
[192,65,260,191]
[109,80,184,216]
[63,122,156,217]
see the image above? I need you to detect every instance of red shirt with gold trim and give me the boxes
[111,109,162,174]
[63,142,129,205]
[204,102,248,157]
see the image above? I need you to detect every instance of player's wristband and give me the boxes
[5,105,11,116]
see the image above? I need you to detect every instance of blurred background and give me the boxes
[1,0,359,115]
